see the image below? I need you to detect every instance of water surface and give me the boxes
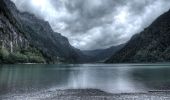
[0,64,170,96]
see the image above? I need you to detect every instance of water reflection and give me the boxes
[67,65,146,93]
[0,64,170,95]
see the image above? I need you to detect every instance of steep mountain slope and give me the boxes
[83,44,125,62]
[106,9,170,63]
[0,0,81,63]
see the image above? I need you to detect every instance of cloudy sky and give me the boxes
[11,0,170,50]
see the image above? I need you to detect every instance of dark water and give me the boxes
[0,64,170,96]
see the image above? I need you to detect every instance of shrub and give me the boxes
[0,48,9,62]
[0,47,45,64]
[8,52,28,63]
[28,55,45,63]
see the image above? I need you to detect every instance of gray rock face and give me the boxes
[0,13,29,53]
[0,0,81,63]
[106,10,170,63]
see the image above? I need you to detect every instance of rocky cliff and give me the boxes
[0,0,81,63]
[106,9,170,63]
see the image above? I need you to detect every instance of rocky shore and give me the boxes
[1,89,170,100]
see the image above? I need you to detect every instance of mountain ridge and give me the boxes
[0,0,82,63]
[82,44,125,63]
[106,9,170,63]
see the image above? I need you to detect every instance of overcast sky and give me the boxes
[11,0,170,50]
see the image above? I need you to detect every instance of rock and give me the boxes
[0,0,82,63]
[106,9,170,63]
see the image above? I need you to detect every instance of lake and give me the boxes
[0,64,170,97]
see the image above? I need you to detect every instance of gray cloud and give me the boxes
[11,0,170,50]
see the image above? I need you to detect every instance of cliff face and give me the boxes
[106,10,170,63]
[0,11,29,52]
[0,0,81,63]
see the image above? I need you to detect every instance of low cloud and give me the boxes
[11,0,170,50]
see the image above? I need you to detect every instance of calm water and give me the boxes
[0,64,170,96]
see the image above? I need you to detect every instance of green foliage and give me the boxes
[21,47,45,63]
[0,47,45,64]
[8,52,28,63]
[27,55,45,63]
[0,48,9,57]
[0,48,9,63]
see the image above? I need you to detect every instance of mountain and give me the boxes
[82,44,125,63]
[106,9,170,63]
[0,0,82,63]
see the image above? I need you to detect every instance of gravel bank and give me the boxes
[1,89,170,100]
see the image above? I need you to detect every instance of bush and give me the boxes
[28,55,45,63]
[22,50,45,63]
[0,48,9,62]
[8,52,28,63]
[0,47,45,64]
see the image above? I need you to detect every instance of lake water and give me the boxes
[0,64,170,96]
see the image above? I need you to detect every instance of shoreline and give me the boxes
[1,89,170,100]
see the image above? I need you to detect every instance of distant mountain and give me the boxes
[106,9,170,63]
[0,0,82,63]
[82,44,125,63]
